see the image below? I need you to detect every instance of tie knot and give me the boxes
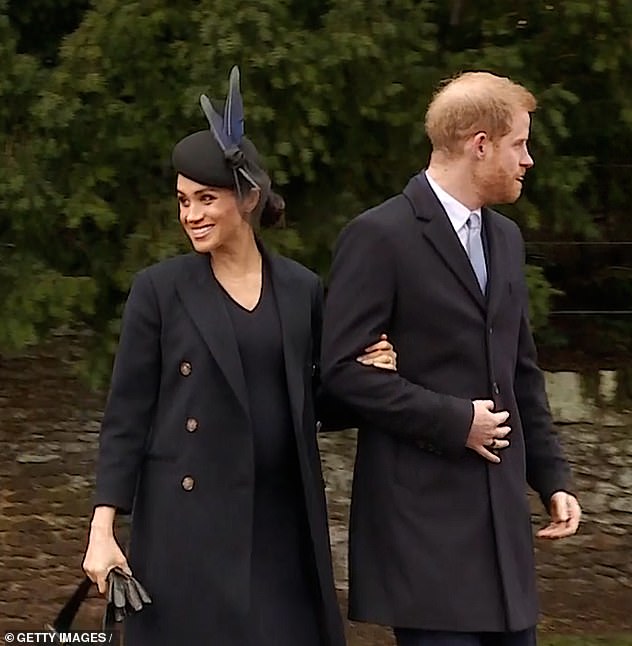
[467,212,481,230]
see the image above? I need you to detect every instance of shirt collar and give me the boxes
[424,170,481,233]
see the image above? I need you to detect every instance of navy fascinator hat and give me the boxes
[172,66,284,226]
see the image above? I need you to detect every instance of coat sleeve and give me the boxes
[513,233,572,508]
[94,269,162,513]
[310,277,357,432]
[321,215,473,454]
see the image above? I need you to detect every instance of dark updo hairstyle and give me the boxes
[260,191,285,228]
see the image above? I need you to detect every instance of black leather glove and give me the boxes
[49,569,152,633]
[106,567,152,622]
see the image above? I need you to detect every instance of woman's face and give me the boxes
[176,174,252,254]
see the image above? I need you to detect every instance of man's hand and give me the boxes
[466,400,511,464]
[537,491,581,540]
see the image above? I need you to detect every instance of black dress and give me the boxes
[218,263,323,646]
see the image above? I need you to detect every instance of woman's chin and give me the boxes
[189,236,217,254]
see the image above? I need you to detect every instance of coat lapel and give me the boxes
[175,253,250,416]
[483,209,510,324]
[403,174,486,312]
[265,250,306,438]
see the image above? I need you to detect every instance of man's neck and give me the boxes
[426,159,483,212]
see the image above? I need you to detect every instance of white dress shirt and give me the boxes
[424,170,482,251]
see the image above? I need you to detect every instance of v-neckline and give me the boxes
[214,263,265,313]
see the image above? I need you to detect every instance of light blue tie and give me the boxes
[466,212,487,293]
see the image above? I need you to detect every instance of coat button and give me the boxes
[186,417,198,433]
[180,361,192,376]
[492,382,500,395]
[181,476,195,491]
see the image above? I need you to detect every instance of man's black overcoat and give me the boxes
[321,174,571,632]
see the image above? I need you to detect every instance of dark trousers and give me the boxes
[394,626,537,646]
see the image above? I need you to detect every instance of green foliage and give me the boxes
[0,249,96,350]
[1,0,631,381]
[6,0,90,65]
[525,264,562,333]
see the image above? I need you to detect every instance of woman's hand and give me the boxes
[83,507,132,594]
[356,333,397,371]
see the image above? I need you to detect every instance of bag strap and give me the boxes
[49,577,115,632]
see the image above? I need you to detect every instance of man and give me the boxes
[321,72,581,646]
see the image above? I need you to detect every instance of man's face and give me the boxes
[475,110,534,205]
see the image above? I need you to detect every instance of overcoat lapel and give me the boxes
[483,208,510,325]
[403,174,486,313]
[175,253,250,416]
[266,250,306,438]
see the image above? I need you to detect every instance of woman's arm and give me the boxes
[84,268,162,592]
[83,505,131,593]
[94,269,162,512]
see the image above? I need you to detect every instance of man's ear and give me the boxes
[471,131,489,159]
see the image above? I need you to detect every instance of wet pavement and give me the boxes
[1,342,631,643]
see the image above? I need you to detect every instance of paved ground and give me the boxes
[1,346,631,642]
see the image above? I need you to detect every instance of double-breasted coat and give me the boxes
[94,248,345,646]
[321,174,571,633]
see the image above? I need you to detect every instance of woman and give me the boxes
[82,67,396,646]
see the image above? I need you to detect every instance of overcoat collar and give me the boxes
[175,251,250,415]
[402,173,508,322]
[266,248,306,441]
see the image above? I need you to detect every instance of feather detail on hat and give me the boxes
[200,66,258,194]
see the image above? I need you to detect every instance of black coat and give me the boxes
[94,249,345,646]
[321,174,571,633]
